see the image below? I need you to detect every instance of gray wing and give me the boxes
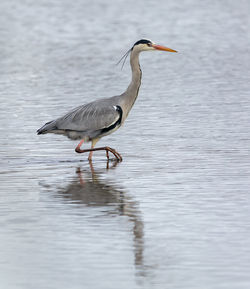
[55,98,120,132]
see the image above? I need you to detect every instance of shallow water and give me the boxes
[0,0,250,288]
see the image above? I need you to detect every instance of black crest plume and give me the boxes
[116,39,152,70]
[116,48,132,70]
[133,39,152,47]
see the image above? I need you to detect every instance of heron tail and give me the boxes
[37,120,57,135]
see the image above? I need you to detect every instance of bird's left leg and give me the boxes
[75,139,122,161]
[75,139,85,153]
[75,138,99,161]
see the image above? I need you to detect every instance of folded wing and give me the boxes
[56,99,120,132]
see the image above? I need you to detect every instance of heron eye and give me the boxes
[147,43,152,47]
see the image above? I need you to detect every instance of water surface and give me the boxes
[0,0,250,288]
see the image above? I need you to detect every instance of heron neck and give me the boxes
[129,49,142,90]
[122,49,142,117]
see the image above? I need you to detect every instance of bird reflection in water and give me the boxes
[57,160,146,277]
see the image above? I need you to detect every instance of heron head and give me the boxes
[132,39,177,53]
[117,39,177,69]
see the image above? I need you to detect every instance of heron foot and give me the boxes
[105,147,123,162]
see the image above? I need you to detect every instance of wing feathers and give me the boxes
[55,99,120,132]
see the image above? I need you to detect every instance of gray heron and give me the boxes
[37,39,177,161]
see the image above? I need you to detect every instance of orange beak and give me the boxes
[152,44,177,53]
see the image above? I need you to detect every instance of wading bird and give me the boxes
[37,39,177,161]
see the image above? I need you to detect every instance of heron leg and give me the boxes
[75,144,122,162]
[75,139,85,153]
[106,149,109,160]
[88,139,99,161]
[75,139,100,160]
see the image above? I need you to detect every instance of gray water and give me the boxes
[0,0,250,288]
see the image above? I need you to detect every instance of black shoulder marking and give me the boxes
[133,39,152,47]
[114,105,123,125]
[100,105,123,135]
